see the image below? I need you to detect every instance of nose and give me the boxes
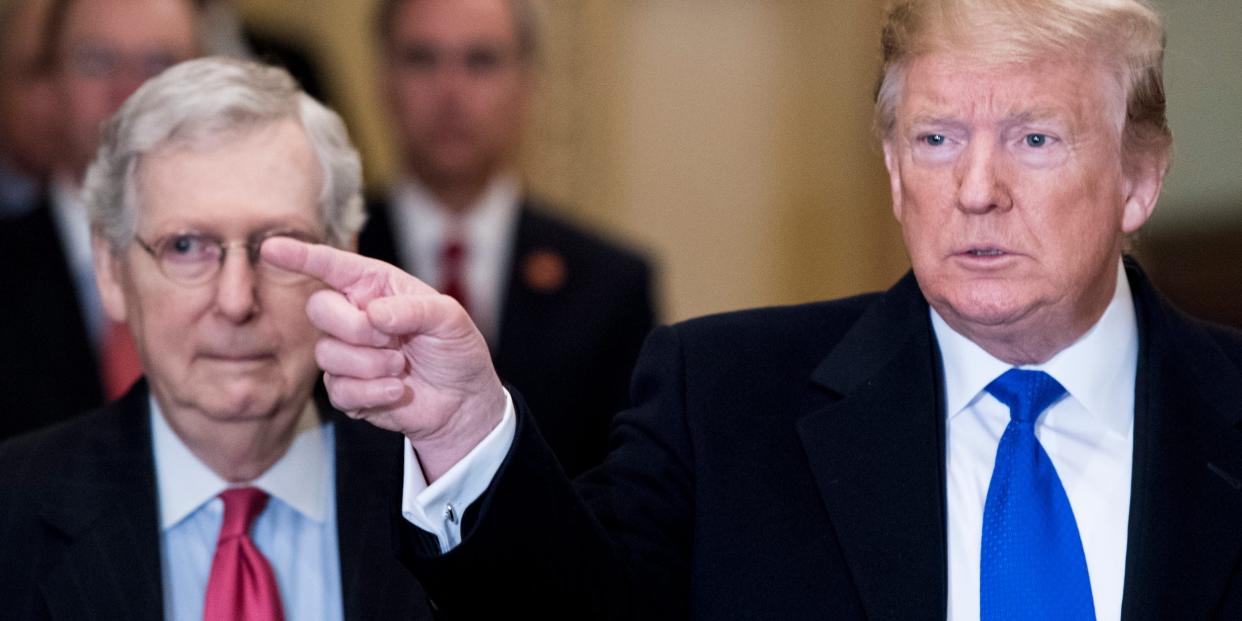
[955,138,1013,214]
[430,57,473,98]
[213,249,258,323]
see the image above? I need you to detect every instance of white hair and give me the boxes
[84,56,365,250]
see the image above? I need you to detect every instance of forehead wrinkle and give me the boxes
[900,63,1108,136]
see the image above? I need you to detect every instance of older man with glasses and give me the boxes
[0,57,432,620]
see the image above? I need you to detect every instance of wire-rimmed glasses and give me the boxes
[133,229,321,286]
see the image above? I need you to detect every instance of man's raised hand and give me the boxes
[261,237,506,481]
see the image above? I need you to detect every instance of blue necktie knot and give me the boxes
[985,368,1067,425]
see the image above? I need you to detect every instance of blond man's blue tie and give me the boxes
[980,369,1095,620]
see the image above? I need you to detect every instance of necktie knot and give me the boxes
[217,487,269,539]
[441,238,466,264]
[985,368,1067,425]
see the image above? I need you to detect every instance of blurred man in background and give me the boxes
[0,0,198,439]
[0,0,56,219]
[361,0,657,477]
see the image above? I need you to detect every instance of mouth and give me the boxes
[963,248,1007,257]
[199,352,276,363]
[956,245,1014,258]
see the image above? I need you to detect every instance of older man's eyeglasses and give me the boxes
[133,230,321,286]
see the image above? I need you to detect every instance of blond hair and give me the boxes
[876,0,1171,163]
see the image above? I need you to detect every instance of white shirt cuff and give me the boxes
[400,389,517,552]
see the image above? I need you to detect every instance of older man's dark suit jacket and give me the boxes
[359,196,656,478]
[0,381,432,620]
[0,201,104,441]
[397,260,1242,620]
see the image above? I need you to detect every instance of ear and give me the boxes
[883,139,905,221]
[1120,149,1168,234]
[92,233,129,323]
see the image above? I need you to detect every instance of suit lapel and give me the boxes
[37,386,163,621]
[496,204,538,362]
[796,273,948,620]
[1121,263,1242,620]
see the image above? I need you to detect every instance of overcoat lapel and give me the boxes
[335,414,401,620]
[1120,262,1242,620]
[37,386,163,621]
[796,272,948,620]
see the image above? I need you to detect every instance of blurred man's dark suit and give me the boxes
[0,380,431,620]
[360,196,656,477]
[0,200,103,440]
[397,260,1242,620]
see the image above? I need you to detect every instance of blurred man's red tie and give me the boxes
[441,237,471,316]
[203,487,284,621]
[100,321,142,400]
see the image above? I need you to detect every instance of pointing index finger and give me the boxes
[261,236,370,292]
[263,236,440,309]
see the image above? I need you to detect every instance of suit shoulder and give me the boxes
[667,292,883,358]
[0,405,129,485]
[520,202,652,273]
[1191,318,1242,367]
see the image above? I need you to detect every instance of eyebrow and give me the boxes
[903,107,1070,130]
[1007,107,1069,124]
[905,114,968,131]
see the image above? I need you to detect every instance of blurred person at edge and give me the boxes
[0,57,433,621]
[0,0,56,219]
[0,0,197,440]
[359,0,657,478]
[263,0,1242,619]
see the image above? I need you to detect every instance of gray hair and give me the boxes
[875,0,1171,168]
[83,56,365,250]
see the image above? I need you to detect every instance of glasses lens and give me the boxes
[158,234,220,284]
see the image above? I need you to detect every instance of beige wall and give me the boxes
[236,0,907,322]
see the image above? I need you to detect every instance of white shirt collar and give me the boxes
[931,261,1137,436]
[151,397,332,530]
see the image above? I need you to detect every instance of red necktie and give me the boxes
[100,320,142,400]
[203,488,285,621]
[441,236,471,316]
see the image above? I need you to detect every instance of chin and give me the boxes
[203,394,281,420]
[940,285,1038,329]
[198,377,287,420]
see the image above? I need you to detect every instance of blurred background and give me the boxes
[178,0,1242,323]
